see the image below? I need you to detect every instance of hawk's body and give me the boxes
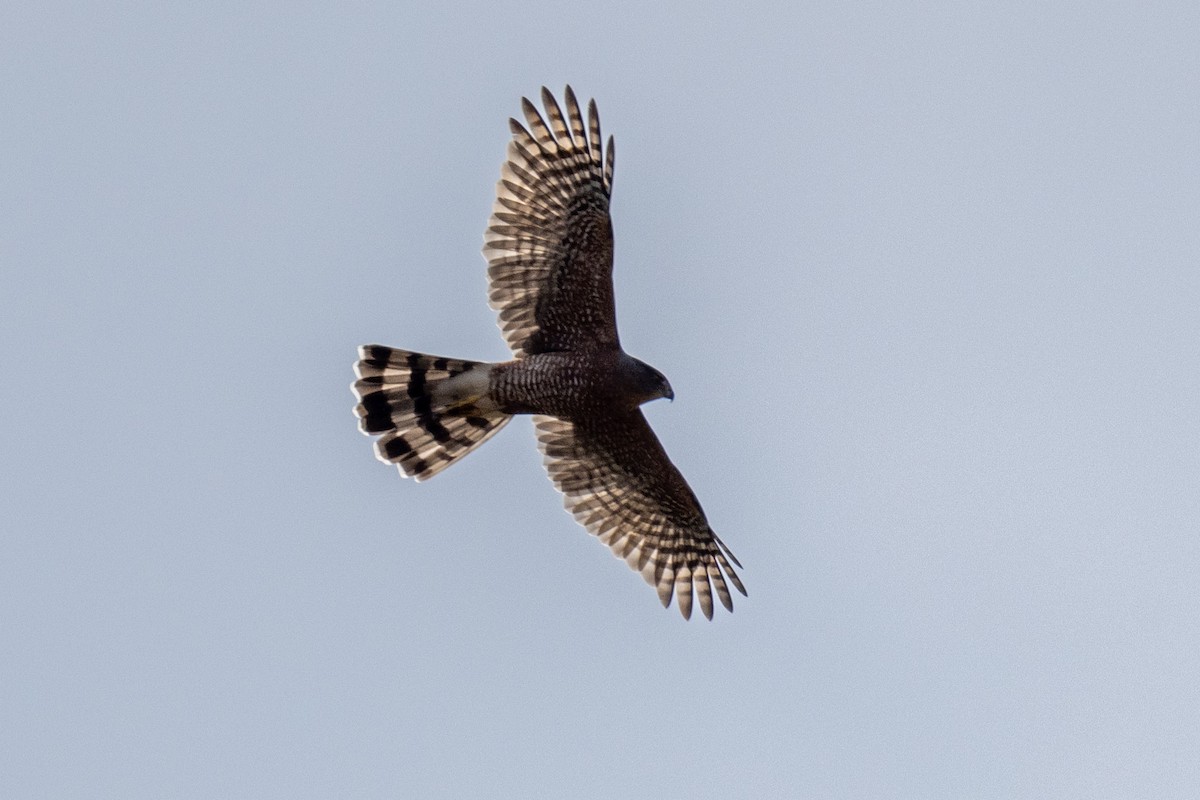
[353,87,745,619]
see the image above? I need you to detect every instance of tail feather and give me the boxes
[353,345,511,481]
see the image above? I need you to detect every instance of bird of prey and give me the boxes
[352,86,745,619]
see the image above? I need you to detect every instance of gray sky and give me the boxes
[3,2,1198,798]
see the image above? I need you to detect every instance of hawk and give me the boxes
[353,86,745,619]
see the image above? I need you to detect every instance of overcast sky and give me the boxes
[3,2,1198,798]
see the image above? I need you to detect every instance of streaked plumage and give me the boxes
[353,86,745,619]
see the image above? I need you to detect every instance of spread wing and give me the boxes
[534,413,746,620]
[483,86,618,357]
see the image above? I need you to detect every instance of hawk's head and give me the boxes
[622,355,674,407]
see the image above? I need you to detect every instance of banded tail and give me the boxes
[353,345,511,481]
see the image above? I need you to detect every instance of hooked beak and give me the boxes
[663,383,675,402]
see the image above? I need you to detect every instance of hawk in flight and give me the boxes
[353,87,745,619]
